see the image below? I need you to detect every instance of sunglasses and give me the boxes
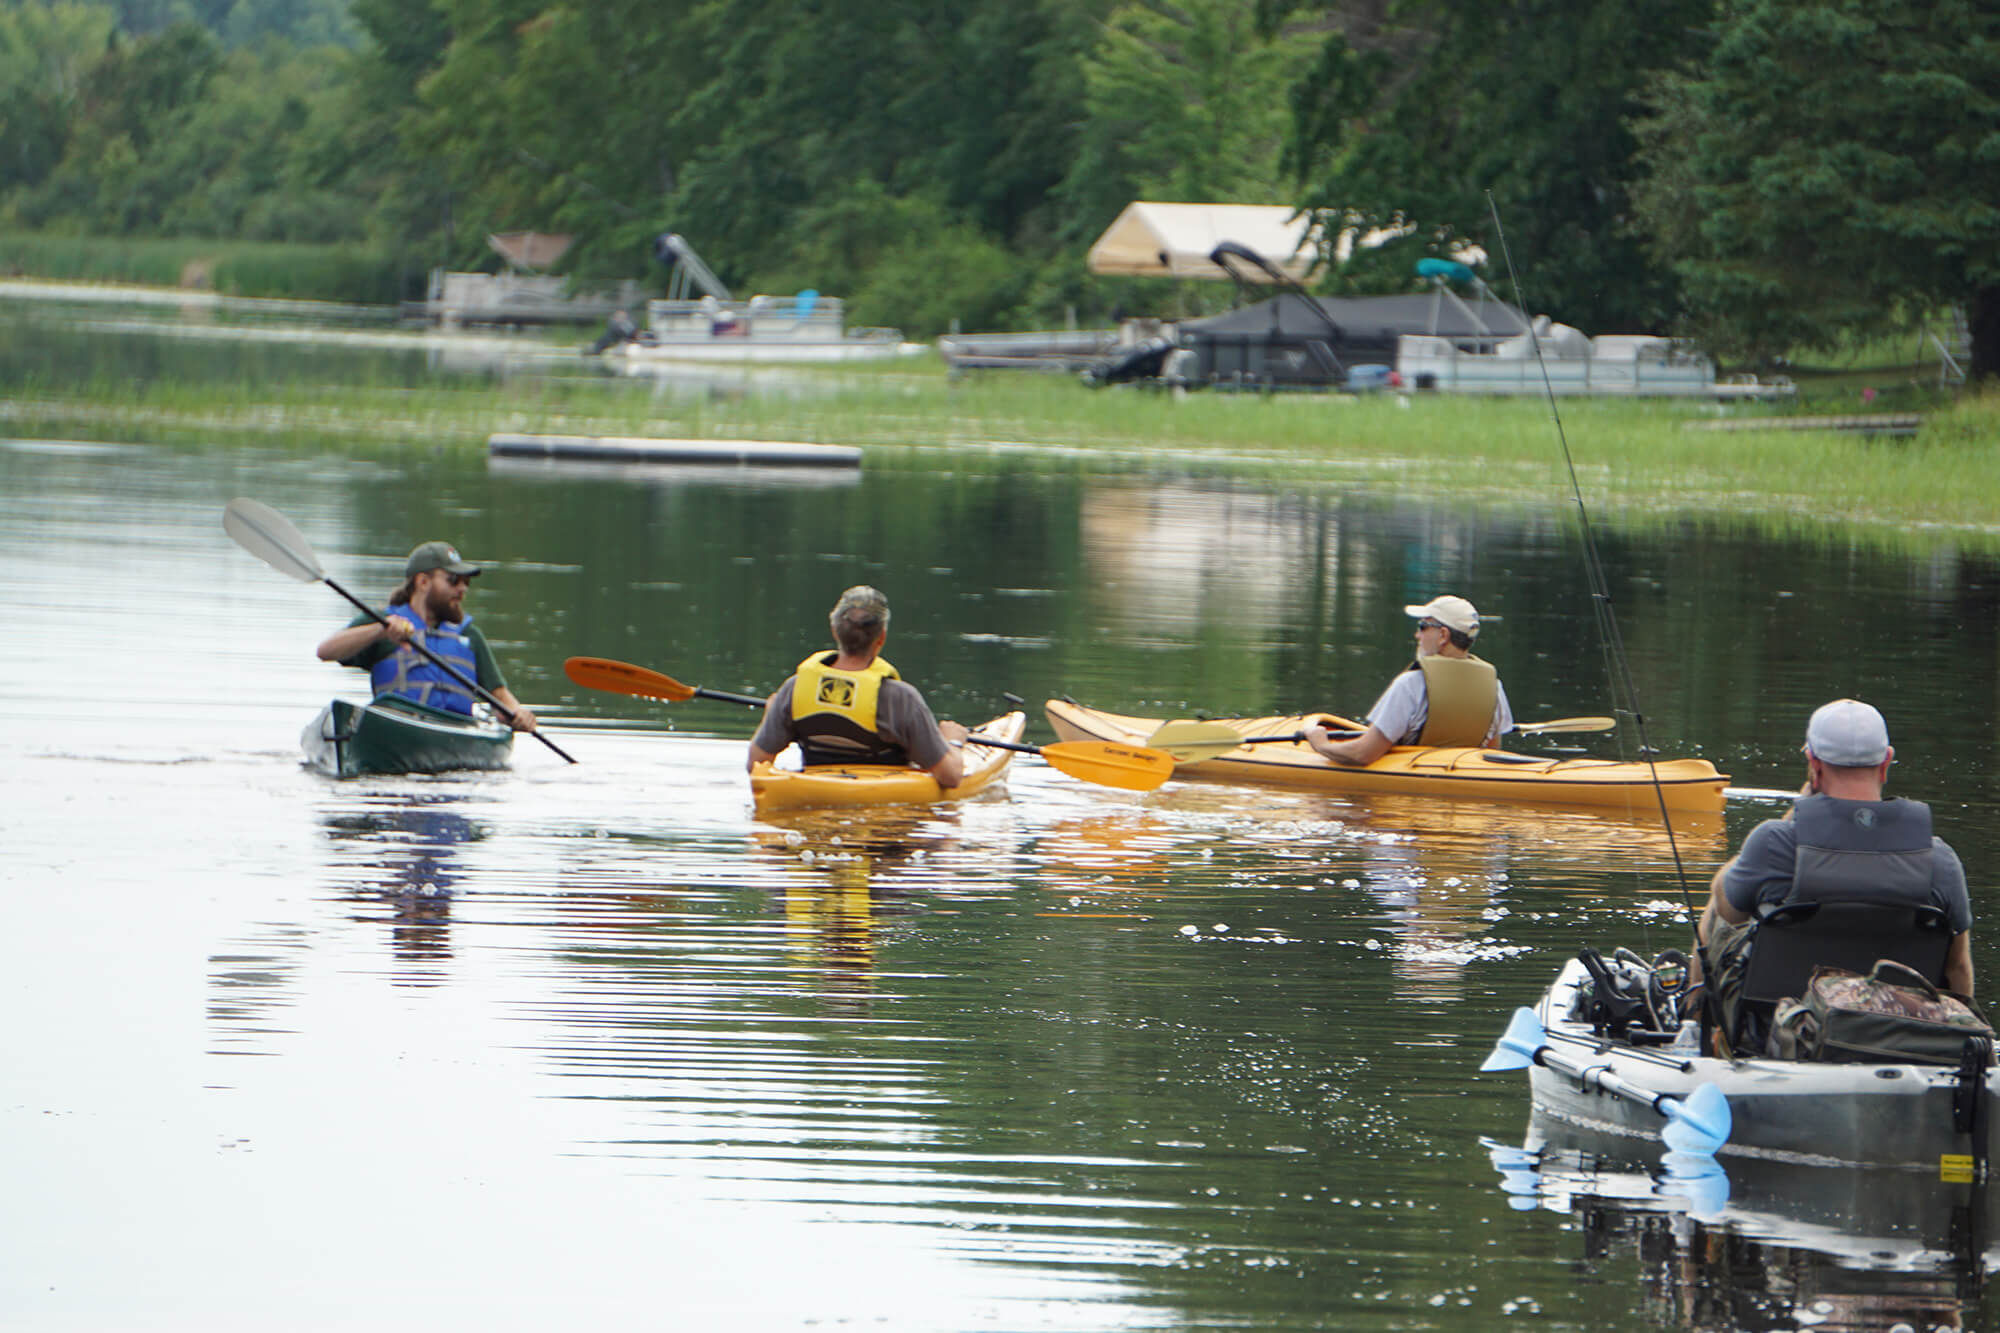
[1417,619,1446,631]
[437,571,472,588]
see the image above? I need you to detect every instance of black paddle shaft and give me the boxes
[323,577,579,765]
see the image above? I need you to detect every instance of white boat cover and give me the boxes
[1086,202,1320,282]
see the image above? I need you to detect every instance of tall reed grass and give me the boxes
[0,233,415,303]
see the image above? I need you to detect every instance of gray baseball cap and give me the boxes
[1803,698,1890,767]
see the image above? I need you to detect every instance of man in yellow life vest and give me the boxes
[746,585,971,785]
[1304,594,1513,766]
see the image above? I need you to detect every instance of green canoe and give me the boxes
[302,696,514,778]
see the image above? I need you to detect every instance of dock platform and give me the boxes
[488,434,862,467]
[1688,413,1922,437]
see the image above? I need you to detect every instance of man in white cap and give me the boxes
[1699,699,1974,1037]
[1304,594,1513,766]
[747,585,969,785]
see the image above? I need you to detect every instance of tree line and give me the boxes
[3,0,1995,375]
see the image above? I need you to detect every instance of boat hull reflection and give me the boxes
[1490,1118,1995,1330]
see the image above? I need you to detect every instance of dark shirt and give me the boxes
[1723,798,1972,933]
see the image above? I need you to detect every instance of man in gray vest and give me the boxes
[1700,698,1975,1015]
[1305,594,1514,765]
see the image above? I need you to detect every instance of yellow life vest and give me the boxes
[790,652,906,765]
[1414,654,1498,747]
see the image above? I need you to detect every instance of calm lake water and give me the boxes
[5,300,2000,1331]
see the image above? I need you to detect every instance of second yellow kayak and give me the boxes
[1045,699,1728,813]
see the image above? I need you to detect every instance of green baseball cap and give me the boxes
[404,541,481,578]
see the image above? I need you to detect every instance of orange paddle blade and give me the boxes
[1039,741,1176,792]
[564,656,696,702]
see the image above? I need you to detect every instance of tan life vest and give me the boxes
[1414,654,1498,747]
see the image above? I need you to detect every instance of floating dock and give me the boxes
[487,434,862,467]
[1687,413,1922,437]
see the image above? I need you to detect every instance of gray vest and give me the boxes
[1788,794,1936,908]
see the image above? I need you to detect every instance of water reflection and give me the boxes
[320,796,482,984]
[749,808,939,1010]
[1490,1124,1996,1330]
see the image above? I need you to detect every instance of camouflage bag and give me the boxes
[1792,960,1993,1066]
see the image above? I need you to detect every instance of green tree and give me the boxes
[103,0,359,46]
[0,2,117,197]
[403,0,1102,315]
[755,181,1026,336]
[335,0,455,253]
[1632,0,2000,378]
[14,20,222,231]
[150,40,364,240]
[1276,0,1710,333]
[1059,0,1317,233]
[404,0,704,273]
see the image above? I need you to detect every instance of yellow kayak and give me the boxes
[1044,700,1728,813]
[751,710,1027,813]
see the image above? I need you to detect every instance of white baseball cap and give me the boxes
[1803,698,1891,767]
[1404,595,1480,637]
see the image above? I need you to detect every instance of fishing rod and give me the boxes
[1483,193,1699,926]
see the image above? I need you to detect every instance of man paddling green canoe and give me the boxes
[315,540,541,733]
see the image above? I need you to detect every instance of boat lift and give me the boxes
[652,232,733,303]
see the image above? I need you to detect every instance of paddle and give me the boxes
[563,655,766,709]
[1146,716,1619,764]
[223,498,578,765]
[1481,1006,1733,1156]
[564,656,1177,791]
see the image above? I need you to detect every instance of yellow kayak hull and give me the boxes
[751,710,1026,813]
[1045,700,1728,813]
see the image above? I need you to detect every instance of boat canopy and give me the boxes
[1178,291,1526,342]
[486,231,572,272]
[1086,203,1322,282]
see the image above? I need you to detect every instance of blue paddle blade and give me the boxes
[1484,1143,1540,1172]
[1660,1150,1732,1219]
[1480,1007,1547,1072]
[1659,1082,1732,1155]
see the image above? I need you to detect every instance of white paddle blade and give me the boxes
[224,498,326,583]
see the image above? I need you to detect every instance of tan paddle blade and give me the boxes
[1146,719,1323,764]
[1514,716,1617,735]
[1038,741,1177,791]
[1146,720,1254,763]
[565,656,695,702]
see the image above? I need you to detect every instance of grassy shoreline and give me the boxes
[6,365,1997,551]
[0,236,417,304]
[3,277,1995,553]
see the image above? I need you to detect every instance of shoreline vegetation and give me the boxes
[2,273,1994,556]
[0,235,414,305]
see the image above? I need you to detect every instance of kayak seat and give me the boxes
[1732,899,1954,1053]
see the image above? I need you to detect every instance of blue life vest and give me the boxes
[369,607,480,715]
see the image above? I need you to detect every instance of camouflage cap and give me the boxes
[405,541,480,578]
